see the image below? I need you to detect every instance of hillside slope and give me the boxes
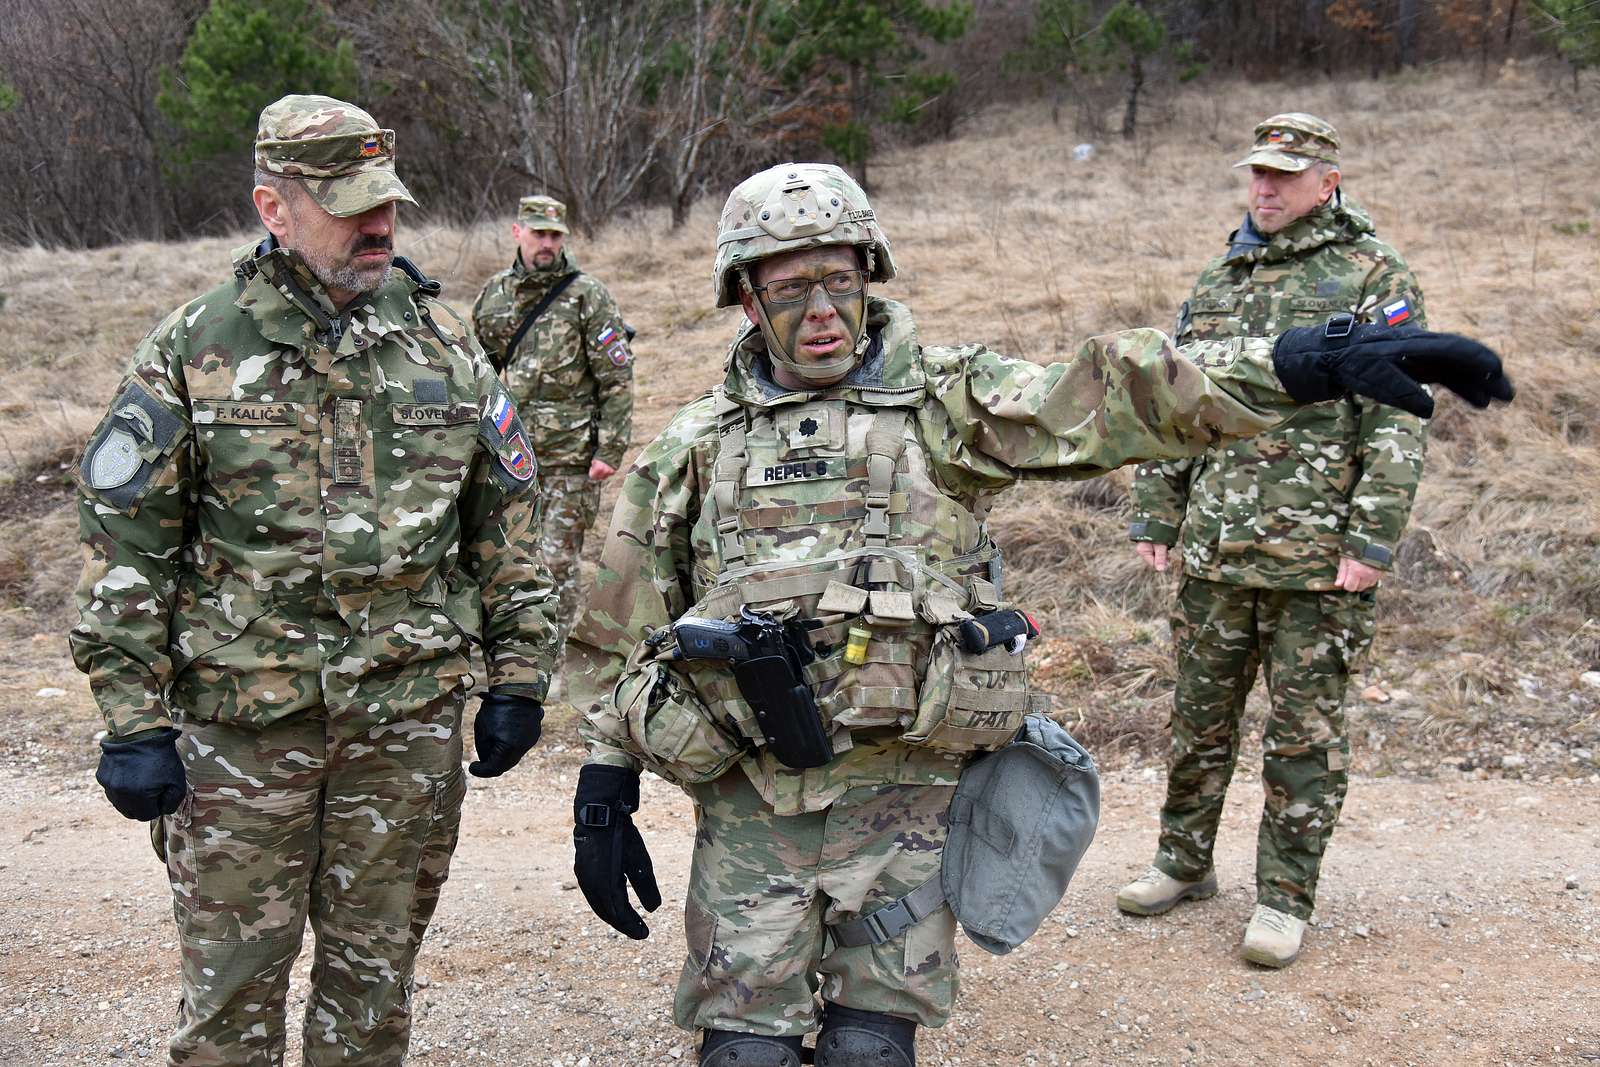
[0,66,1594,774]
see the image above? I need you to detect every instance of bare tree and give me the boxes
[652,0,834,229]
[0,0,196,247]
[466,1,677,234]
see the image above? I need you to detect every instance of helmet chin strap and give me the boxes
[741,267,868,386]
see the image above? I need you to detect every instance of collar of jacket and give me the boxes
[511,246,579,292]
[721,295,927,409]
[1225,191,1376,266]
[231,237,422,367]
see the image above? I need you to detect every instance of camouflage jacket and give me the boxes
[71,240,560,739]
[470,249,633,471]
[1129,195,1429,589]
[570,297,1316,813]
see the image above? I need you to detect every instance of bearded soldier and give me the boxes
[71,95,559,1065]
[564,163,1509,1067]
[1117,114,1429,969]
[472,196,634,647]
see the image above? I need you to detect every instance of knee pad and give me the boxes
[815,1004,916,1067]
[699,1029,805,1067]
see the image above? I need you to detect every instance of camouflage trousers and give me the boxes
[674,771,958,1037]
[537,471,601,642]
[1156,576,1376,920]
[155,689,467,1066]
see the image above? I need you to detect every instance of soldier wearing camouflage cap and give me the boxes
[471,194,634,654]
[560,162,1509,1065]
[71,94,561,1064]
[1119,112,1431,968]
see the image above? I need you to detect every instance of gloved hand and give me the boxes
[573,764,661,939]
[96,727,185,821]
[1273,317,1515,419]
[468,689,544,778]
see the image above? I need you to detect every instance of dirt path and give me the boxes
[2,734,1597,1067]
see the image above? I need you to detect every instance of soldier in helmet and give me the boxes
[472,195,634,650]
[71,95,560,1065]
[1118,113,1430,968]
[563,163,1509,1066]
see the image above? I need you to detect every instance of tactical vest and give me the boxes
[663,384,1041,762]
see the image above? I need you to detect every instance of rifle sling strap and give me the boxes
[500,271,580,370]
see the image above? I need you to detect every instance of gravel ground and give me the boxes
[3,731,1598,1067]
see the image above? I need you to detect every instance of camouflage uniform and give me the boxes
[569,163,1344,1043]
[1130,114,1428,921]
[71,96,559,1066]
[472,198,633,640]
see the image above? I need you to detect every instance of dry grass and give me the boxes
[3,64,1596,769]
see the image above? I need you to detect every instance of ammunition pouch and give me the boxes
[613,660,744,786]
[901,627,1038,752]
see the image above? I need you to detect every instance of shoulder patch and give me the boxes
[498,430,536,483]
[479,388,536,493]
[79,378,187,514]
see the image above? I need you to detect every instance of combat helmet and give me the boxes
[714,163,896,384]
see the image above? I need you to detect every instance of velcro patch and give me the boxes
[191,399,301,426]
[745,459,843,486]
[393,402,476,427]
[80,378,187,514]
[498,430,536,482]
[413,377,449,404]
[489,392,516,436]
[607,341,630,366]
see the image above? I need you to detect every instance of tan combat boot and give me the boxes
[1115,866,1219,916]
[1242,904,1306,967]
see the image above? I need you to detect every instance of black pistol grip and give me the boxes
[673,619,749,660]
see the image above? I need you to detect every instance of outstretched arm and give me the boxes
[926,324,1508,484]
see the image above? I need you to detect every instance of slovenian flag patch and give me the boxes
[491,393,515,434]
[596,326,617,346]
[1383,298,1412,326]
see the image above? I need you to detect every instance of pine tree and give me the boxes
[158,0,358,165]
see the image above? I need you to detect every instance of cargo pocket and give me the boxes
[1317,590,1377,671]
[168,574,270,674]
[411,767,468,930]
[683,895,720,979]
[902,630,1029,752]
[618,662,744,785]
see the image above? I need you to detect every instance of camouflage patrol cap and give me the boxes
[713,163,895,308]
[255,94,416,217]
[1234,112,1341,173]
[518,195,570,234]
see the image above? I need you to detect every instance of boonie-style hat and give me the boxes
[1234,112,1341,173]
[254,94,416,217]
[518,195,570,234]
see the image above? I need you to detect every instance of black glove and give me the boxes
[96,727,185,821]
[573,764,661,939]
[468,689,544,778]
[1273,316,1515,419]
